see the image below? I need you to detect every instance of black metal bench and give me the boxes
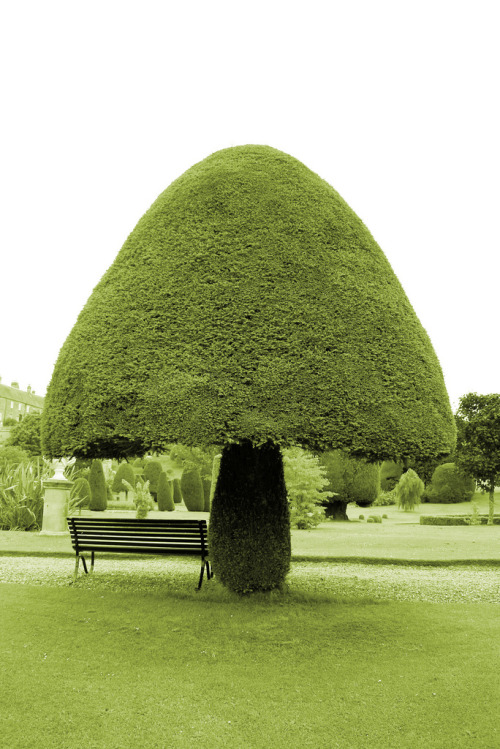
[67,517,211,589]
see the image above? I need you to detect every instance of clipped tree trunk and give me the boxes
[323,499,349,521]
[209,442,291,593]
[488,481,495,525]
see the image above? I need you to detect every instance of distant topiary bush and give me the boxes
[112,462,136,498]
[143,459,162,500]
[173,478,183,504]
[157,471,175,511]
[180,466,204,511]
[69,477,91,513]
[88,460,107,511]
[368,514,382,523]
[202,478,211,512]
[424,463,475,504]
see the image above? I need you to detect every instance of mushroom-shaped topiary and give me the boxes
[41,145,455,592]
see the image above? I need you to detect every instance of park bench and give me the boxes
[67,517,211,589]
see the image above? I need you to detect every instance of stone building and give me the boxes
[0,377,45,426]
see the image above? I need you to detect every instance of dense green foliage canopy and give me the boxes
[7,414,42,457]
[42,145,455,461]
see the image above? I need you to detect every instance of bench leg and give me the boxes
[90,551,95,574]
[81,556,88,574]
[206,561,212,580]
[197,562,205,590]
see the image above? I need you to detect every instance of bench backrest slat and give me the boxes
[67,517,208,557]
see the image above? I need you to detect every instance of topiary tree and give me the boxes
[172,478,183,504]
[111,461,136,499]
[424,462,475,504]
[319,450,380,520]
[157,471,175,511]
[143,459,162,501]
[395,468,424,511]
[455,393,500,524]
[41,145,456,593]
[88,460,107,511]
[180,466,205,511]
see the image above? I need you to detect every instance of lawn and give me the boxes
[1,493,499,563]
[1,492,499,748]
[1,583,499,749]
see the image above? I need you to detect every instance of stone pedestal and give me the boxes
[40,461,73,536]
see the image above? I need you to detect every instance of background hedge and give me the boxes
[420,515,500,526]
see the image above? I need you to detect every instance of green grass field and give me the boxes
[1,584,499,749]
[1,492,499,748]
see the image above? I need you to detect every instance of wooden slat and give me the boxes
[67,517,208,557]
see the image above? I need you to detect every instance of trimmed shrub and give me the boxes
[202,478,211,512]
[112,462,136,498]
[143,459,162,500]
[173,478,183,504]
[157,471,175,511]
[380,461,403,491]
[395,469,424,511]
[359,514,365,520]
[180,467,205,512]
[88,460,107,511]
[424,463,475,504]
[420,514,500,526]
[368,514,382,523]
[69,477,91,513]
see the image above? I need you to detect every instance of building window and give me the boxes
[26,406,30,413]
[10,401,14,408]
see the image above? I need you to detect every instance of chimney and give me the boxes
[11,381,19,388]
[27,385,32,393]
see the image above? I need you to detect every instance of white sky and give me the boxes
[1,1,498,412]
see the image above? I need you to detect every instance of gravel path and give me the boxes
[1,555,498,603]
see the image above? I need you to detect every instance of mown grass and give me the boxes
[1,583,499,749]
